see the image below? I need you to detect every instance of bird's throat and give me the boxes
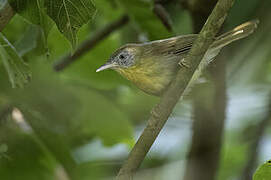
[115,64,171,96]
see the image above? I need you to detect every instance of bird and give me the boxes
[96,20,259,96]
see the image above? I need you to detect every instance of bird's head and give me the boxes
[96,44,140,72]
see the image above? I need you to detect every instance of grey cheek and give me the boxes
[124,56,134,67]
[118,55,134,67]
[120,59,129,66]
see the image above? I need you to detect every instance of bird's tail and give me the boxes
[183,20,259,98]
[211,20,259,50]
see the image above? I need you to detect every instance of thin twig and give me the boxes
[0,1,14,32]
[53,15,130,72]
[153,3,172,32]
[116,0,235,179]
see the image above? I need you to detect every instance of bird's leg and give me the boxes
[178,58,190,68]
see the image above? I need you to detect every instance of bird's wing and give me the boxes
[143,34,197,58]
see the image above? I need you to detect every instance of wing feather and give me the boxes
[142,34,197,57]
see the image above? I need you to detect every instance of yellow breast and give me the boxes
[115,60,173,96]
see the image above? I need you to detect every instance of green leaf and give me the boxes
[14,25,40,56]
[0,62,133,147]
[0,33,31,88]
[44,0,96,50]
[8,0,53,38]
[8,0,53,53]
[253,160,271,180]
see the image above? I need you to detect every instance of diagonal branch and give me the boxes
[53,15,129,72]
[0,1,14,32]
[116,0,235,179]
[182,1,226,180]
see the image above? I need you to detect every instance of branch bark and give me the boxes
[0,1,14,32]
[53,15,129,72]
[182,0,226,179]
[117,0,235,179]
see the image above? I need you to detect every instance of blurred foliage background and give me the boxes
[0,0,271,180]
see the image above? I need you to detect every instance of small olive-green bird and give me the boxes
[96,20,259,96]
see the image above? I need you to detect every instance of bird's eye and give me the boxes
[116,51,133,67]
[119,54,126,60]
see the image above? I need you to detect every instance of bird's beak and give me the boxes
[96,62,118,72]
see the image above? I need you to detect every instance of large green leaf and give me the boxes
[8,0,53,46]
[14,25,40,56]
[44,0,96,49]
[0,62,133,147]
[0,33,31,88]
[253,160,271,180]
[70,85,133,146]
[9,0,50,26]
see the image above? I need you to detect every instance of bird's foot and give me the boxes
[178,58,190,68]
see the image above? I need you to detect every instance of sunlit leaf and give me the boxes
[253,160,271,180]
[44,0,96,50]
[0,33,31,88]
